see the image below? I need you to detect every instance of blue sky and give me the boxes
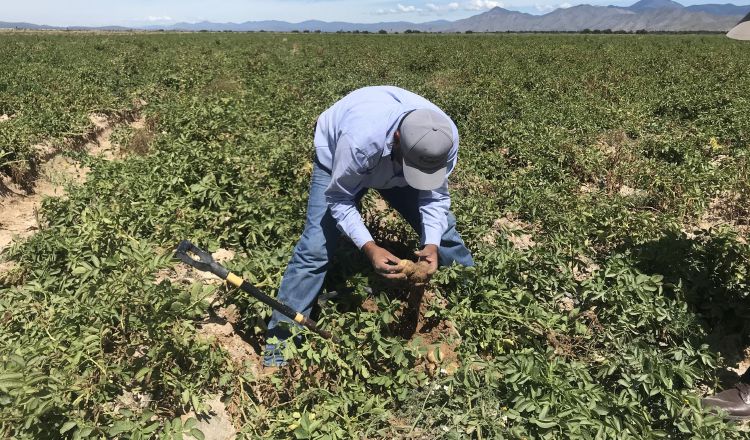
[1,0,748,26]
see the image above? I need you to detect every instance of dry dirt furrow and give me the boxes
[0,112,145,253]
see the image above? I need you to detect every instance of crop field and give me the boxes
[1,32,749,439]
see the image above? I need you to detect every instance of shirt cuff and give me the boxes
[422,224,443,247]
[351,228,375,250]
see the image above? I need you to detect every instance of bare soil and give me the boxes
[483,213,537,250]
[197,318,262,375]
[572,254,600,282]
[618,185,645,198]
[680,190,750,243]
[159,248,256,438]
[0,112,145,253]
[391,286,461,376]
[728,347,750,378]
[0,155,86,250]
[182,394,237,440]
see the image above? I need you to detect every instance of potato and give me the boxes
[397,259,431,284]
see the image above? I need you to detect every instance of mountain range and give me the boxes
[2,0,749,33]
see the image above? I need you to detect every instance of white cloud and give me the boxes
[534,4,555,11]
[145,15,173,22]
[533,2,572,12]
[464,0,504,10]
[377,0,505,15]
[376,3,424,14]
[397,3,422,12]
[426,2,461,11]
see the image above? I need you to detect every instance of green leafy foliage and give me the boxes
[1,33,749,438]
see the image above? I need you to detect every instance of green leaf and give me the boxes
[60,421,77,434]
[531,418,557,429]
[109,420,134,435]
[183,417,197,430]
[135,367,150,381]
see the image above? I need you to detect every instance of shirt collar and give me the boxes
[383,108,413,158]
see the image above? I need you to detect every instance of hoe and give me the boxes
[174,240,335,341]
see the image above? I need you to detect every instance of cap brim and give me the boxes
[403,161,446,191]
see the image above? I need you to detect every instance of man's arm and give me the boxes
[416,182,449,275]
[419,129,458,246]
[325,135,405,280]
[416,132,457,273]
[418,181,451,247]
[325,135,373,249]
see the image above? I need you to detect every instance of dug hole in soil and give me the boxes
[359,195,463,375]
[362,281,462,377]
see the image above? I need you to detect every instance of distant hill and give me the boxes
[0,21,131,31]
[432,3,746,32]
[144,19,451,33]
[0,21,56,30]
[148,1,750,33]
[3,1,750,33]
[628,0,685,11]
[685,3,750,15]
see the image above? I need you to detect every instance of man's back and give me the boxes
[313,86,458,171]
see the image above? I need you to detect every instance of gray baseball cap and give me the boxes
[399,109,453,191]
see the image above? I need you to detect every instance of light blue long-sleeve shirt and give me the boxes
[313,86,459,249]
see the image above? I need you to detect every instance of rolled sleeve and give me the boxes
[419,181,451,246]
[325,135,374,249]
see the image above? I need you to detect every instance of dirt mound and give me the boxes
[0,155,87,250]
[397,260,431,284]
[682,190,749,241]
[182,394,237,440]
[403,287,461,375]
[483,213,537,250]
[87,113,118,160]
[0,111,146,252]
[197,317,262,374]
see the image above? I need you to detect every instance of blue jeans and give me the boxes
[266,161,474,340]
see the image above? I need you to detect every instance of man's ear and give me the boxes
[394,130,400,143]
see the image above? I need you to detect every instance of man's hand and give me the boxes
[414,244,439,276]
[362,241,405,280]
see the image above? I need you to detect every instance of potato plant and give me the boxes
[1,33,749,438]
